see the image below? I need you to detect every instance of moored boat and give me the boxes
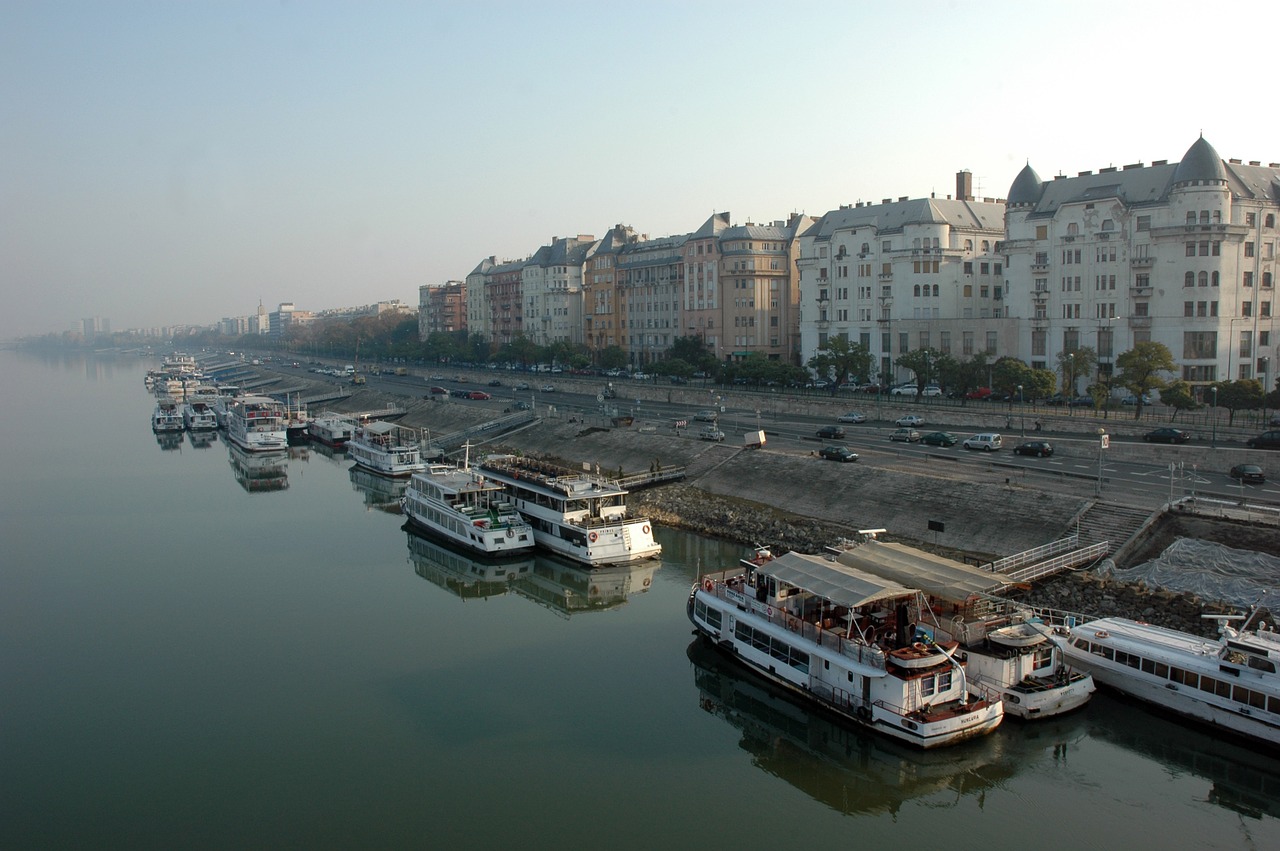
[224,395,288,452]
[689,549,1003,749]
[347,420,430,477]
[151,397,184,433]
[307,412,354,448]
[476,455,661,567]
[182,399,218,431]
[401,455,534,558]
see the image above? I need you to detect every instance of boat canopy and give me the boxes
[835,540,1018,602]
[760,551,914,609]
[362,421,398,436]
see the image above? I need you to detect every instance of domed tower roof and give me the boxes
[1172,135,1228,186]
[1006,163,1043,207]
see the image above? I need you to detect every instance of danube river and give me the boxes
[2,349,1278,850]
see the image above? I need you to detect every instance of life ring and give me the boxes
[912,642,928,652]
[506,528,514,538]
[642,524,650,535]
[643,577,651,587]
[856,706,871,721]
[1094,630,1109,639]
[589,531,598,543]
[766,606,774,618]
[703,579,714,593]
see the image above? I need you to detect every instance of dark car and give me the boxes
[487,379,502,387]
[1143,427,1191,444]
[1247,430,1280,450]
[1230,464,1266,484]
[1013,440,1054,457]
[1068,395,1094,408]
[427,385,448,395]
[1043,394,1067,406]
[816,425,846,440]
[920,431,958,447]
[818,445,859,463]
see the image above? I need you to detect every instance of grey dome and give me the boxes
[1007,163,1043,206]
[1172,136,1227,185]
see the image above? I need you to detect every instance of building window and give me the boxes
[1246,242,1256,258]
[1136,216,1151,231]
[1035,226,1048,240]
[1186,242,1196,257]
[1264,272,1274,289]
[1245,272,1254,288]
[1185,272,1195,287]
[1264,302,1272,318]
[1184,301,1195,318]
[1243,302,1253,317]
[1199,271,1209,287]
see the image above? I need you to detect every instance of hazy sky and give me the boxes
[2,0,1274,338]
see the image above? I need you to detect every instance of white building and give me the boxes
[522,236,594,347]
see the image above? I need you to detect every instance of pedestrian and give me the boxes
[1034,418,1043,432]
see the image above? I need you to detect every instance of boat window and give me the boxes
[1270,695,1280,714]
[1235,685,1267,709]
[1247,655,1276,673]
[938,670,952,692]
[1198,676,1219,695]
[1032,648,1054,670]
[1101,646,1114,661]
[921,675,937,698]
[1154,661,1168,678]
[704,606,722,630]
[1169,667,1197,688]
[1140,658,1156,674]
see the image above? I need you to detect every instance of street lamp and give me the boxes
[1018,385,1025,436]
[1210,385,1218,448]
[1096,428,1108,496]
[1066,353,1075,417]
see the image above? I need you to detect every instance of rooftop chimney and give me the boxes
[956,170,973,201]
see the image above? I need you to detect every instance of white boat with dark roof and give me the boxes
[1055,611,1280,749]
[307,412,354,448]
[401,451,534,558]
[151,397,184,433]
[182,399,218,431]
[689,549,1003,749]
[347,421,429,478]
[225,395,288,452]
[476,454,661,567]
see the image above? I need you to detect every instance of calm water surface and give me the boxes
[2,349,1278,849]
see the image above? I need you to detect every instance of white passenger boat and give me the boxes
[688,549,1003,749]
[182,399,218,431]
[1056,612,1280,749]
[829,538,1095,720]
[307,413,354,448]
[476,455,661,567]
[224,395,288,452]
[347,421,428,477]
[402,456,534,557]
[151,397,184,432]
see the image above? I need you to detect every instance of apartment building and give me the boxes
[485,259,527,349]
[465,257,494,342]
[418,281,466,338]
[522,236,594,348]
[584,225,640,355]
[718,216,810,363]
[681,213,729,358]
[616,233,686,366]
[1003,136,1280,395]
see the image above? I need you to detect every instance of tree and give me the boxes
[1214,379,1264,426]
[895,348,940,392]
[1160,380,1199,422]
[1056,347,1096,396]
[1114,341,1176,420]
[990,356,1033,399]
[597,345,628,371]
[806,337,873,392]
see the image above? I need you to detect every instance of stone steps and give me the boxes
[1069,501,1154,555]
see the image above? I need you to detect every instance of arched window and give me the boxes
[981,240,990,252]
[1199,271,1208,287]
[1200,210,1210,224]
[932,284,940,297]
[913,285,921,297]
[860,242,870,254]
[1213,210,1221,224]
[1186,211,1196,224]
[1185,271,1195,287]
[1101,219,1114,231]
[1067,223,1079,235]
[1212,271,1220,287]
[1267,214,1276,228]
[964,239,973,251]
[933,237,940,248]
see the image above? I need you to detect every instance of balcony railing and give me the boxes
[1129,316,1152,328]
[1130,256,1154,267]
[878,271,894,280]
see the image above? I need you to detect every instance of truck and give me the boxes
[743,430,766,449]
[394,367,408,376]
[344,364,355,375]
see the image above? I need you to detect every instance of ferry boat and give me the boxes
[347,421,429,477]
[151,397,184,432]
[401,458,534,558]
[688,548,1003,749]
[182,399,219,431]
[1055,611,1280,749]
[307,412,354,448]
[282,395,309,443]
[475,455,661,567]
[829,538,1095,720]
[224,395,288,452]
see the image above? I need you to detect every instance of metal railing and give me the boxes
[983,534,1079,573]
[1006,541,1110,584]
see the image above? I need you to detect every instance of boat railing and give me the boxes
[699,578,887,671]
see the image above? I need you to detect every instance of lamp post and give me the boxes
[1018,385,1025,436]
[1096,428,1108,496]
[1067,353,1075,417]
[1262,356,1271,427]
[1210,385,1218,448]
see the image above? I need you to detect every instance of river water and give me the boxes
[1,349,1278,850]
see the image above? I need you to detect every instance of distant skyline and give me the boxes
[2,0,1274,338]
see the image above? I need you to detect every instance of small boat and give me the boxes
[182,399,218,431]
[347,421,429,477]
[888,640,960,670]
[401,447,534,558]
[1056,611,1280,749]
[224,395,288,452]
[307,412,354,448]
[151,397,184,433]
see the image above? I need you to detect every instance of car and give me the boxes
[895,415,924,427]
[694,410,718,422]
[837,411,867,424]
[963,433,1003,451]
[1043,394,1067,406]
[450,388,470,398]
[1013,440,1054,457]
[539,384,556,393]
[468,391,491,400]
[816,425,846,440]
[698,427,726,442]
[513,400,532,410]
[1271,414,1280,427]
[890,384,918,396]
[669,376,689,385]
[1143,427,1191,444]
[1230,464,1266,484]
[921,385,943,397]
[488,379,502,387]
[889,428,921,443]
[964,387,994,400]
[1122,394,1152,406]
[818,445,859,463]
[920,431,958,447]
[428,385,448,395]
[514,382,530,391]
[631,372,651,380]
[1068,395,1094,408]
[1247,430,1280,450]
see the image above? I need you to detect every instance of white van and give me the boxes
[963,432,1003,451]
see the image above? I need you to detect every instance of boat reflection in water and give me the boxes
[155,431,185,451]
[187,429,218,449]
[687,637,1069,816]
[404,525,535,601]
[404,525,659,615]
[227,443,289,493]
[306,440,348,465]
[349,465,407,514]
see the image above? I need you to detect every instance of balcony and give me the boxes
[1030,261,1050,272]
[1130,255,1154,267]
[1130,285,1153,297]
[878,271,894,280]
[1129,316,1152,328]
[1032,288,1048,300]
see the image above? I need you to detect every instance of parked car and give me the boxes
[1121,394,1152,406]
[889,428,921,443]
[1247,430,1280,450]
[1143,427,1191,444]
[837,411,867,423]
[669,375,689,385]
[698,427,726,442]
[695,410,718,422]
[539,384,556,393]
[1043,394,1067,406]
[964,387,993,400]
[514,382,531,390]
[1068,395,1094,408]
[890,384,918,396]
[513,400,532,410]
[468,391,492,400]
[818,445,859,463]
[1013,440,1054,457]
[921,385,943,397]
[963,433,1003,451]
[895,414,924,427]
[920,431,958,447]
[488,379,502,387]
[428,385,448,395]
[816,425,846,440]
[1230,463,1266,484]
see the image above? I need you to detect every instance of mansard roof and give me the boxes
[1173,135,1228,185]
[804,197,1004,241]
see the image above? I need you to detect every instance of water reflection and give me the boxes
[187,430,218,449]
[307,441,349,465]
[155,431,184,451]
[227,443,289,493]
[404,525,659,616]
[349,465,407,513]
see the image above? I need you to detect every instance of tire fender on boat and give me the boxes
[1095,630,1109,639]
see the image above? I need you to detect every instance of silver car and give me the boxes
[890,428,921,442]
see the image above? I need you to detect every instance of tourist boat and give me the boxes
[475,455,661,567]
[307,412,354,448]
[182,399,218,431]
[688,548,1003,749]
[151,397,184,433]
[829,538,1095,720]
[401,452,534,558]
[282,395,309,442]
[347,421,429,477]
[1055,612,1280,749]
[224,395,288,452]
